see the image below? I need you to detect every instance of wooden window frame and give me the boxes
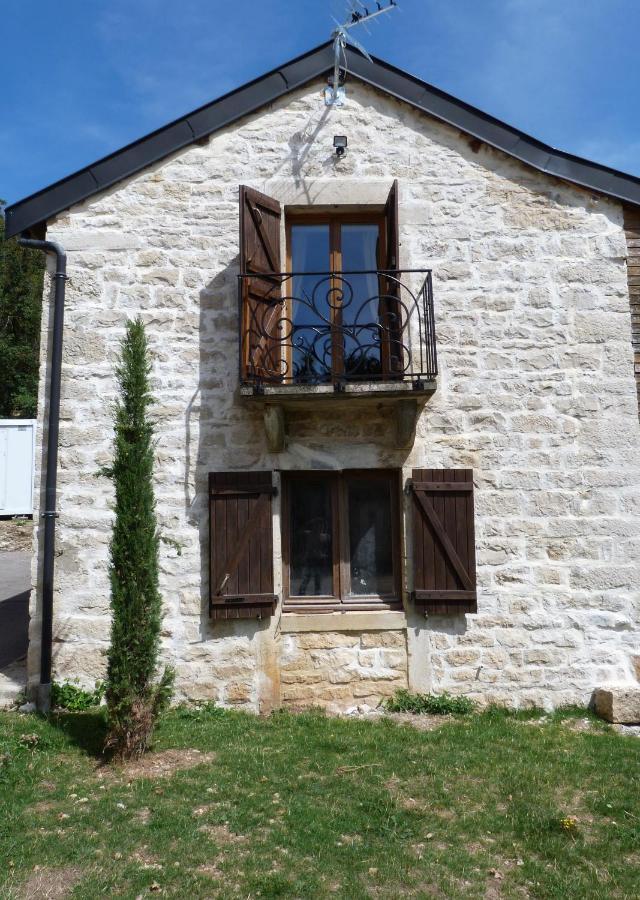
[281,469,402,612]
[285,211,388,380]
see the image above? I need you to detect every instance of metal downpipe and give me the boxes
[18,238,67,714]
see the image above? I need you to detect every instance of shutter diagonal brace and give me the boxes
[247,200,279,273]
[214,490,270,596]
[412,487,474,592]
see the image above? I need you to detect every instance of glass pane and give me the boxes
[348,477,394,595]
[340,224,381,378]
[289,479,334,596]
[290,225,331,383]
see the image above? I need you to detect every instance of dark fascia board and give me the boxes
[346,51,640,208]
[5,41,640,238]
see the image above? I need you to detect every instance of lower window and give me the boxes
[282,470,401,611]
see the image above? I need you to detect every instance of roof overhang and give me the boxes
[5,41,640,238]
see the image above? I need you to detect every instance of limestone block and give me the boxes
[296,633,360,650]
[594,688,640,724]
[360,631,405,649]
[225,681,254,704]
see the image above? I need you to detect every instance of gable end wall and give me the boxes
[20,78,640,713]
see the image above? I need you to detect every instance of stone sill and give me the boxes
[280,611,408,633]
[239,380,436,404]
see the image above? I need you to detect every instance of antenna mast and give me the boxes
[325,1,398,107]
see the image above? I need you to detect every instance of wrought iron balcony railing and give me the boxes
[239,269,437,388]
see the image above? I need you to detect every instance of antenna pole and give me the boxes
[332,30,343,103]
[325,1,398,106]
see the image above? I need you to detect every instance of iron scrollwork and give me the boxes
[239,269,437,386]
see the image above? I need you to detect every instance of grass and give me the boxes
[0,705,639,898]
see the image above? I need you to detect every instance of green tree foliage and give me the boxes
[0,204,45,417]
[104,318,173,760]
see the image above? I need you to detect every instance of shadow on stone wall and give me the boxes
[189,259,271,650]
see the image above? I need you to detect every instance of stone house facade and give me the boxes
[4,43,640,713]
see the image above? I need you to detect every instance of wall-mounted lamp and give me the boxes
[333,135,348,158]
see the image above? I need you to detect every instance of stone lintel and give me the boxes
[280,611,408,633]
[593,686,640,724]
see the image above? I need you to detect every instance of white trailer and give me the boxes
[0,419,36,516]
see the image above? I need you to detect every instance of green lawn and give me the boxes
[0,705,638,898]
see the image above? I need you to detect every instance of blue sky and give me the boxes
[2,0,639,206]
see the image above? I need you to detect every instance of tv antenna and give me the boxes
[325,1,398,107]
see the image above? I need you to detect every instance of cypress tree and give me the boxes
[104,317,173,759]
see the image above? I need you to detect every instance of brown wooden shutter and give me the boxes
[239,186,283,382]
[411,469,477,614]
[209,471,277,619]
[381,179,402,375]
[384,179,400,270]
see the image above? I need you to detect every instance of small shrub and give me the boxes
[384,689,475,716]
[51,681,105,712]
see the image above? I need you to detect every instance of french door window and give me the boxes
[282,470,401,610]
[287,214,392,383]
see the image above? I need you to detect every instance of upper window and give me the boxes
[239,182,411,386]
[282,470,401,611]
[287,214,386,382]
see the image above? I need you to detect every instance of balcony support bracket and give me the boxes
[395,398,419,450]
[264,404,286,453]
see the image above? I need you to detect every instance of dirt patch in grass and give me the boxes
[133,807,151,824]
[384,712,453,731]
[38,781,57,793]
[198,823,247,845]
[98,748,216,781]
[561,717,600,733]
[28,800,57,815]
[16,865,82,899]
[196,862,221,877]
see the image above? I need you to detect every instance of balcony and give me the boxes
[238,269,438,450]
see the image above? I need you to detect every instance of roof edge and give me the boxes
[5,41,640,237]
[4,41,335,238]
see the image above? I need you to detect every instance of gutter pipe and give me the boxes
[18,238,67,714]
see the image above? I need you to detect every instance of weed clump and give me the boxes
[384,689,474,716]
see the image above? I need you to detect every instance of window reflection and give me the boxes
[289,479,333,596]
[348,478,393,595]
[291,225,332,383]
[288,220,383,382]
[340,224,382,378]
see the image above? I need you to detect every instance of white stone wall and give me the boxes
[23,77,640,712]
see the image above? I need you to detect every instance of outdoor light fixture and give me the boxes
[333,135,348,157]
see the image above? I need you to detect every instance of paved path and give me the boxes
[0,551,30,669]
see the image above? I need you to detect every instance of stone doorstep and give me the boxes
[593,687,640,724]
